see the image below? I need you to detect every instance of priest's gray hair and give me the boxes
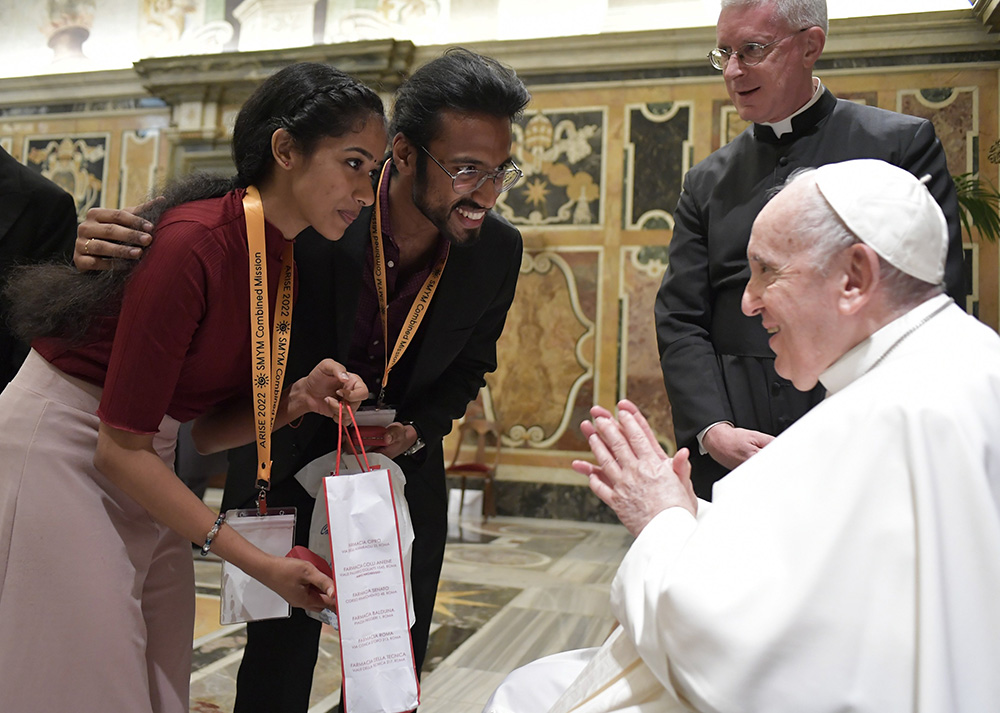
[780,167,943,309]
[720,0,829,35]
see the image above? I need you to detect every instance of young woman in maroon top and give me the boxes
[0,63,386,712]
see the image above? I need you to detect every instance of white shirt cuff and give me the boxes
[696,420,733,455]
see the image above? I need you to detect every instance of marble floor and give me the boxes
[189,489,633,713]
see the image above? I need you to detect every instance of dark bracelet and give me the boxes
[200,513,226,557]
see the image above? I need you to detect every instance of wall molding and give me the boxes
[417,10,999,82]
[975,0,1000,33]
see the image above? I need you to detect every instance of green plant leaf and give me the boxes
[953,172,1000,243]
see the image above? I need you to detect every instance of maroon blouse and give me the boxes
[34,189,296,434]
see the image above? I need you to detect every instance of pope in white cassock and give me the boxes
[485,159,1000,713]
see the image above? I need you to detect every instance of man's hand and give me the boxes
[572,399,696,536]
[701,422,774,470]
[75,199,162,271]
[370,422,418,460]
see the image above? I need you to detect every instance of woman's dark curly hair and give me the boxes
[5,62,385,344]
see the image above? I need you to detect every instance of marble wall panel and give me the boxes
[899,86,978,175]
[713,101,749,151]
[0,137,11,153]
[488,249,599,453]
[620,246,675,453]
[899,86,980,314]
[623,101,692,230]
[497,109,605,228]
[23,133,109,222]
[120,129,161,208]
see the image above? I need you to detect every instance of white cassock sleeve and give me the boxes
[610,382,1000,713]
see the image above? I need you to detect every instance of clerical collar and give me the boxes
[753,80,835,144]
[820,293,952,395]
[761,78,823,138]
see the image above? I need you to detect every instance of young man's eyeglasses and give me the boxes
[707,28,809,71]
[421,146,523,195]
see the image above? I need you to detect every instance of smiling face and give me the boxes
[716,1,819,124]
[411,109,514,247]
[287,116,387,241]
[741,187,848,390]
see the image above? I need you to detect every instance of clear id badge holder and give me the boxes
[219,507,297,625]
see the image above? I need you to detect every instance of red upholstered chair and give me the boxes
[445,400,501,520]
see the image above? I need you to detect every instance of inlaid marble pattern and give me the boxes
[498,108,605,227]
[493,479,620,523]
[899,86,978,175]
[489,249,598,452]
[187,496,632,713]
[23,133,108,222]
[620,246,675,453]
[714,100,749,150]
[899,86,980,313]
[120,129,161,208]
[623,101,692,230]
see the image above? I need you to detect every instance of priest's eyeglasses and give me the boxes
[708,28,808,70]
[421,146,523,195]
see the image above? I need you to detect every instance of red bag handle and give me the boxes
[334,402,372,476]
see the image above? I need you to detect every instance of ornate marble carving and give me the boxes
[497,110,604,227]
[139,0,198,49]
[623,101,692,230]
[24,134,107,221]
[326,0,444,43]
[233,0,320,51]
[489,250,597,450]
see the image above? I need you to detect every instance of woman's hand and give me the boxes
[287,359,368,420]
[190,360,366,455]
[259,555,337,613]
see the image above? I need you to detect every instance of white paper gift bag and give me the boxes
[322,468,420,713]
[291,406,419,713]
[292,451,415,628]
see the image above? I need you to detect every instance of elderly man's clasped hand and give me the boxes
[572,399,697,536]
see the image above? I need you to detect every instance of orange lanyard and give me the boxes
[370,162,448,405]
[244,186,295,515]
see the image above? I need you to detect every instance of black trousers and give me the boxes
[233,462,449,713]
